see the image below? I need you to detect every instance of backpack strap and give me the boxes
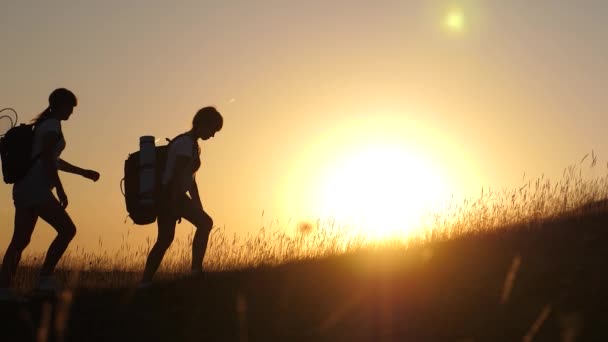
[29,123,44,165]
[167,132,197,156]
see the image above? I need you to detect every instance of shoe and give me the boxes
[0,288,27,303]
[36,276,60,292]
[188,269,207,284]
[137,281,153,290]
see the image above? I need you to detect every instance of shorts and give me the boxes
[12,162,56,208]
[13,185,57,209]
[157,191,190,221]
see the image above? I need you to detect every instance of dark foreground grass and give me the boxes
[3,208,608,341]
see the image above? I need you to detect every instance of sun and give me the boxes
[280,113,479,242]
[313,143,450,240]
[444,8,465,33]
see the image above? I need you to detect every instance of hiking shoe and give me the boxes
[190,269,207,281]
[36,276,60,292]
[137,281,153,290]
[0,288,27,303]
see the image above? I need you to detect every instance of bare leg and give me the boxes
[181,198,213,272]
[36,196,77,277]
[142,215,177,283]
[0,207,38,287]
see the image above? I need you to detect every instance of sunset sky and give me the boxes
[1,1,607,253]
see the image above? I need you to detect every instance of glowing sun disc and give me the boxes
[444,9,465,33]
[314,143,449,239]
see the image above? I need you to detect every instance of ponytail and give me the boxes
[32,107,52,125]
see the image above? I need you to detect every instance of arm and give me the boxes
[57,159,100,181]
[164,136,197,214]
[188,178,203,211]
[165,156,191,212]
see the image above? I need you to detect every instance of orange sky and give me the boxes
[1,1,607,253]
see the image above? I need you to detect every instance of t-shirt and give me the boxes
[162,134,201,194]
[31,119,65,161]
[13,118,66,205]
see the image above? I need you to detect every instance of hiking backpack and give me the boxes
[122,134,192,225]
[0,108,37,184]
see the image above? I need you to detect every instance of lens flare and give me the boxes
[444,9,465,33]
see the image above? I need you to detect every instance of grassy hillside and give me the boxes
[3,205,608,341]
[3,162,608,341]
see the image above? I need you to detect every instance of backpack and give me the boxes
[0,108,38,184]
[122,133,193,225]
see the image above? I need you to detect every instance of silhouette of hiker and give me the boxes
[0,88,100,298]
[141,107,222,286]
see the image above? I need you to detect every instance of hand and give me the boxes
[57,187,69,209]
[82,169,100,182]
[169,195,181,218]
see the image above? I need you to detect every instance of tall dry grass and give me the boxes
[7,157,608,290]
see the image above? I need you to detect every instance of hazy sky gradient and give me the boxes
[1,1,607,253]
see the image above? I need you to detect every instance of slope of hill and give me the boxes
[2,208,608,341]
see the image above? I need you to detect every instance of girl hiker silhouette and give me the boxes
[0,88,100,299]
[141,107,222,286]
